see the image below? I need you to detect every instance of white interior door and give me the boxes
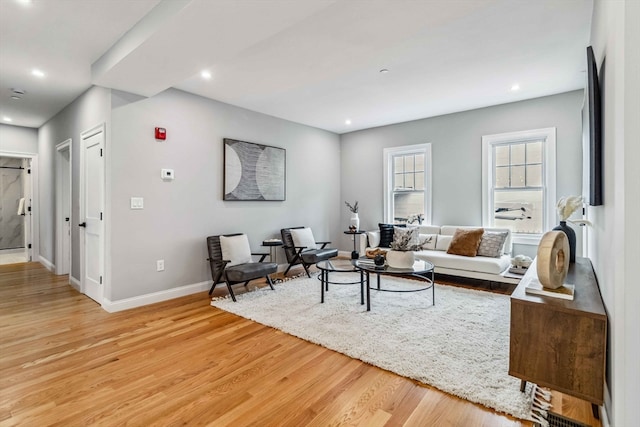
[81,126,104,304]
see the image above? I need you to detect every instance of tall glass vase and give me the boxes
[553,220,576,263]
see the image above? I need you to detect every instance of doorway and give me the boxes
[0,155,33,265]
[56,140,72,275]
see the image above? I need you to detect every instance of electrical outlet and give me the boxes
[157,260,164,271]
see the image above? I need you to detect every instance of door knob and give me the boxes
[79,222,86,227]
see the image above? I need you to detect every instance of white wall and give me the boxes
[108,88,341,301]
[340,91,584,257]
[0,124,38,154]
[588,0,640,424]
[38,86,111,277]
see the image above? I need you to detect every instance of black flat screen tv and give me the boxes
[586,46,603,206]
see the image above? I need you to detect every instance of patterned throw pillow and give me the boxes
[476,231,509,258]
[390,226,419,251]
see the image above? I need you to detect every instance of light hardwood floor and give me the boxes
[0,262,597,426]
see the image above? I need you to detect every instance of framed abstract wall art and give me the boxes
[223,138,286,201]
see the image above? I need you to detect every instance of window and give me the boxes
[482,128,556,244]
[383,144,432,224]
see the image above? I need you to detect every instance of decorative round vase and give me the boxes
[374,253,385,266]
[349,213,360,231]
[552,221,576,263]
[385,250,414,269]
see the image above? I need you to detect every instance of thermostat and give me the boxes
[161,169,174,180]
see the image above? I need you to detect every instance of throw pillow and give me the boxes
[418,233,437,250]
[378,223,405,248]
[390,226,419,250]
[477,231,509,258]
[435,235,453,251]
[290,227,317,251]
[447,228,485,257]
[219,234,252,266]
[366,231,381,248]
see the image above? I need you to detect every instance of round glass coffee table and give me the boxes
[316,259,365,306]
[355,259,435,311]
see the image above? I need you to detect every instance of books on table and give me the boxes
[524,277,575,301]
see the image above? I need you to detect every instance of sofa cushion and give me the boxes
[220,234,252,267]
[435,235,452,251]
[414,250,511,275]
[290,227,317,250]
[477,231,509,258]
[379,223,404,248]
[419,234,437,250]
[447,228,484,257]
[442,225,512,255]
[390,226,419,250]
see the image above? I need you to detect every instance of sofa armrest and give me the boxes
[360,230,381,254]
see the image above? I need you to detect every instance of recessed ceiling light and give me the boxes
[11,95,21,100]
[379,69,389,74]
[345,119,352,125]
[31,69,45,78]
[201,70,212,79]
[511,84,520,91]
[3,117,13,122]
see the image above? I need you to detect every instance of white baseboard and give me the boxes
[102,280,210,313]
[38,255,55,272]
[69,275,81,292]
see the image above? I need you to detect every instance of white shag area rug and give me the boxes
[211,273,533,420]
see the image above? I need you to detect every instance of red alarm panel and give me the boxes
[155,127,166,140]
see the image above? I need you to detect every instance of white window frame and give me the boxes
[482,128,556,245]
[383,143,432,224]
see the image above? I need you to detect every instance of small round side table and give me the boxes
[343,230,365,259]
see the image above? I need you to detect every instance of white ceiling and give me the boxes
[0,0,593,134]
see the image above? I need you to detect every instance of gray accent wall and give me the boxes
[340,90,584,257]
[109,88,340,301]
[38,86,111,274]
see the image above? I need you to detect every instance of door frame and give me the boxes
[0,150,38,264]
[55,139,72,276]
[79,123,105,303]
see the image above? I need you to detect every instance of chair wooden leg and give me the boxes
[208,282,217,295]
[284,263,293,276]
[302,263,311,278]
[226,281,237,302]
[266,275,275,290]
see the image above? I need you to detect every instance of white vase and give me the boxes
[386,250,415,269]
[349,213,360,231]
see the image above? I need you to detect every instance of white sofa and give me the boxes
[359,225,520,284]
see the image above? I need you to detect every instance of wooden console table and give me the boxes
[509,257,607,418]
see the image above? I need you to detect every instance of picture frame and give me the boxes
[223,138,286,201]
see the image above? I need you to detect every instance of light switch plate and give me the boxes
[130,197,144,209]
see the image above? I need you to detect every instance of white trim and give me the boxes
[0,150,38,263]
[102,281,210,313]
[69,275,81,292]
[38,255,55,272]
[383,143,432,224]
[482,127,556,235]
[55,139,72,276]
